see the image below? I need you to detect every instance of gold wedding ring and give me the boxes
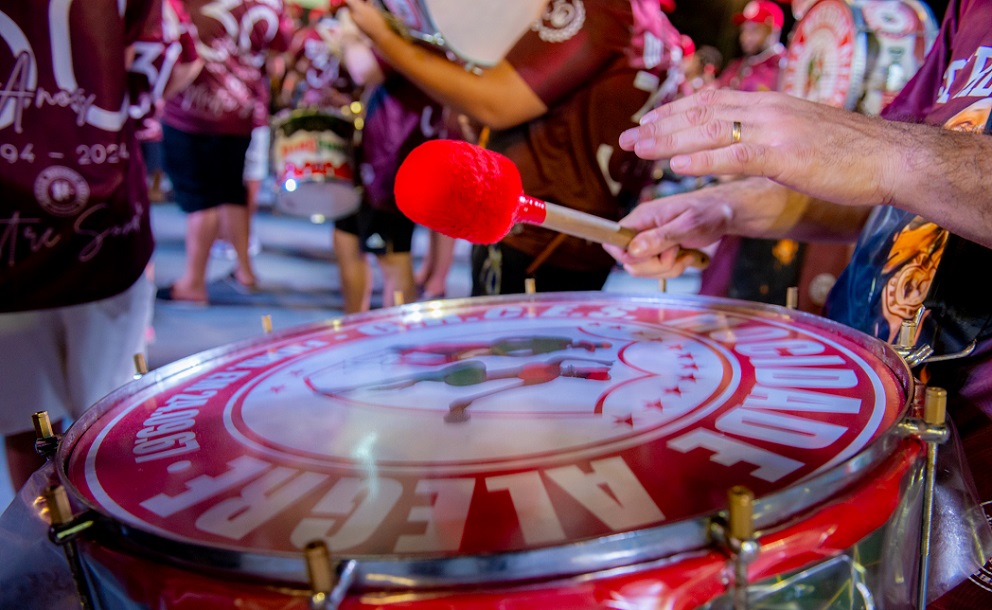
[731,121,742,144]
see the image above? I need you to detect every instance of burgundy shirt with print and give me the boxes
[494,0,682,271]
[716,44,786,92]
[162,0,291,136]
[0,0,186,312]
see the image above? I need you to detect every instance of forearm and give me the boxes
[714,178,869,243]
[621,90,992,248]
[356,18,544,128]
[894,123,992,248]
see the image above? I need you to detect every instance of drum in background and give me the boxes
[42,293,959,609]
[375,0,546,70]
[271,109,360,223]
[780,0,938,116]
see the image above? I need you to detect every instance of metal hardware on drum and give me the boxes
[916,387,949,610]
[33,410,59,458]
[708,486,760,610]
[133,353,148,377]
[304,540,357,610]
[728,486,758,610]
[894,385,950,610]
[895,307,980,367]
[785,286,799,310]
[44,485,97,610]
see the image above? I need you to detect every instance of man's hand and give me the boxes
[619,89,901,209]
[343,0,395,45]
[604,188,735,279]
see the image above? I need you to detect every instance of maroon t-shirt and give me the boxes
[716,44,786,92]
[162,0,291,136]
[495,0,682,271]
[288,20,358,109]
[0,0,186,312]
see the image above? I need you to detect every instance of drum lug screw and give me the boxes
[32,411,60,459]
[913,387,949,610]
[133,352,149,378]
[894,317,934,367]
[43,485,97,610]
[709,486,759,609]
[305,540,357,610]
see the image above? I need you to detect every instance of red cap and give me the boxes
[659,0,676,12]
[733,1,784,29]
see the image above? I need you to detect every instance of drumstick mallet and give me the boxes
[394,139,709,268]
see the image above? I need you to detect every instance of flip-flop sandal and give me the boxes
[225,271,260,294]
[155,285,208,305]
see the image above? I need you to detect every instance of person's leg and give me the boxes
[169,206,218,302]
[0,309,71,489]
[220,203,257,288]
[333,227,372,313]
[418,231,456,299]
[378,251,417,307]
[364,209,417,307]
[162,125,219,302]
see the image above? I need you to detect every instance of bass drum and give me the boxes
[271,109,361,223]
[49,293,965,609]
[780,0,937,115]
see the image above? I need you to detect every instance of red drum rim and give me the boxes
[56,293,915,591]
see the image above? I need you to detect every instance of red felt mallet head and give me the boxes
[395,140,526,244]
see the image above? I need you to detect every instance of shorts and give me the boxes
[243,125,271,182]
[471,242,612,296]
[163,124,252,213]
[0,274,154,435]
[335,205,415,256]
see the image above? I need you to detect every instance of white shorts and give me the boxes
[243,125,271,182]
[0,274,154,435]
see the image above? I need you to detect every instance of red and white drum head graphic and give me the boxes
[62,296,908,559]
[781,0,865,110]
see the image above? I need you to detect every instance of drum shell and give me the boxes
[271,110,361,221]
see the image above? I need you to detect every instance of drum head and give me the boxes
[59,294,911,587]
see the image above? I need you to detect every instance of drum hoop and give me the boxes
[56,292,915,590]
